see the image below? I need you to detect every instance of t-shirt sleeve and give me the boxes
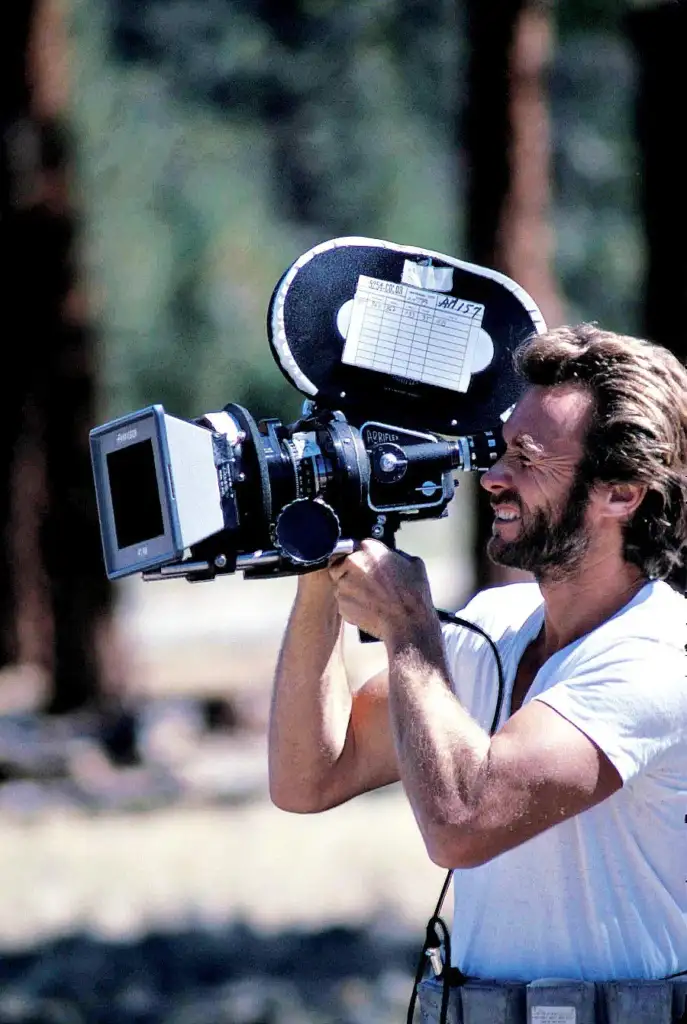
[440,583,543,726]
[439,587,510,723]
[533,639,687,783]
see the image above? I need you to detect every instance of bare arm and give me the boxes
[386,628,621,868]
[268,569,400,813]
[330,540,622,868]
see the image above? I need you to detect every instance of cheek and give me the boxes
[517,472,549,510]
[521,475,570,520]
[540,463,577,499]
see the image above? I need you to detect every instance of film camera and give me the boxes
[89,237,546,586]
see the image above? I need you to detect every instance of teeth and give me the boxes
[495,511,519,521]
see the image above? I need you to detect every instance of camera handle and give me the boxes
[358,512,400,644]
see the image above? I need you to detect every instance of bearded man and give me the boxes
[268,324,687,986]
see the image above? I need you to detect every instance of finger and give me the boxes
[360,537,389,555]
[328,539,362,569]
[327,556,349,582]
[394,548,421,564]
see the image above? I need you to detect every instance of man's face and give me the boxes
[481,384,595,583]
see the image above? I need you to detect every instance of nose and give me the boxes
[480,457,512,495]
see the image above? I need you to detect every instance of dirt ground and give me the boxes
[0,510,471,959]
[0,789,448,952]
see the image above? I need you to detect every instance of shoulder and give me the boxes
[546,580,686,695]
[534,583,686,780]
[621,580,686,647]
[577,580,686,661]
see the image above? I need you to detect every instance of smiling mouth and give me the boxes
[492,507,521,523]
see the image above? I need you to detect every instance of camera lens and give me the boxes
[274,498,341,565]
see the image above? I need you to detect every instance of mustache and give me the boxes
[491,491,522,512]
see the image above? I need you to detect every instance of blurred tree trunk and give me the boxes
[626,1,687,363]
[460,0,564,591]
[259,0,316,223]
[0,0,115,714]
[0,2,35,677]
[626,0,687,593]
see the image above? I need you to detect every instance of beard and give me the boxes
[487,470,593,584]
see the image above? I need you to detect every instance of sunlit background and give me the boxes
[0,1,684,1021]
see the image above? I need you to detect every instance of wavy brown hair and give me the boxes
[514,323,687,585]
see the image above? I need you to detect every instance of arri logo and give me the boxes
[115,429,138,445]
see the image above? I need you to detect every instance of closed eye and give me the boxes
[503,447,532,467]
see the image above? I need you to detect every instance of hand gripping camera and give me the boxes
[89,237,546,584]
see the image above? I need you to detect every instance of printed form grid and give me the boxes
[342,276,484,393]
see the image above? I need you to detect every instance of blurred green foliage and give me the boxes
[66,0,641,426]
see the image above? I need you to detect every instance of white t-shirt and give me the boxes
[441,579,687,982]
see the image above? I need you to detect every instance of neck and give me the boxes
[536,551,648,658]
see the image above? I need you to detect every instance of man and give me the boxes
[268,324,687,983]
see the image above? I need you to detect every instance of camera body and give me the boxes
[90,400,503,582]
[89,237,546,583]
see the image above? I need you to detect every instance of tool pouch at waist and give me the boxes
[417,974,687,1023]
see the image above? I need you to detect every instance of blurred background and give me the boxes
[0,1,685,1021]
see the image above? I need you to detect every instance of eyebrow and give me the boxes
[509,433,545,456]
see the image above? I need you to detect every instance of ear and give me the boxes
[597,481,647,523]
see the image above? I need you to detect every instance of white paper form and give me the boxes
[341,275,485,393]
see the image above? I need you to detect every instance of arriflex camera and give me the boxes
[89,237,546,584]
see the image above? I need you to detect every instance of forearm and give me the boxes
[268,572,353,811]
[385,619,492,863]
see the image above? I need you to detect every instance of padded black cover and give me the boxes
[267,237,546,436]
